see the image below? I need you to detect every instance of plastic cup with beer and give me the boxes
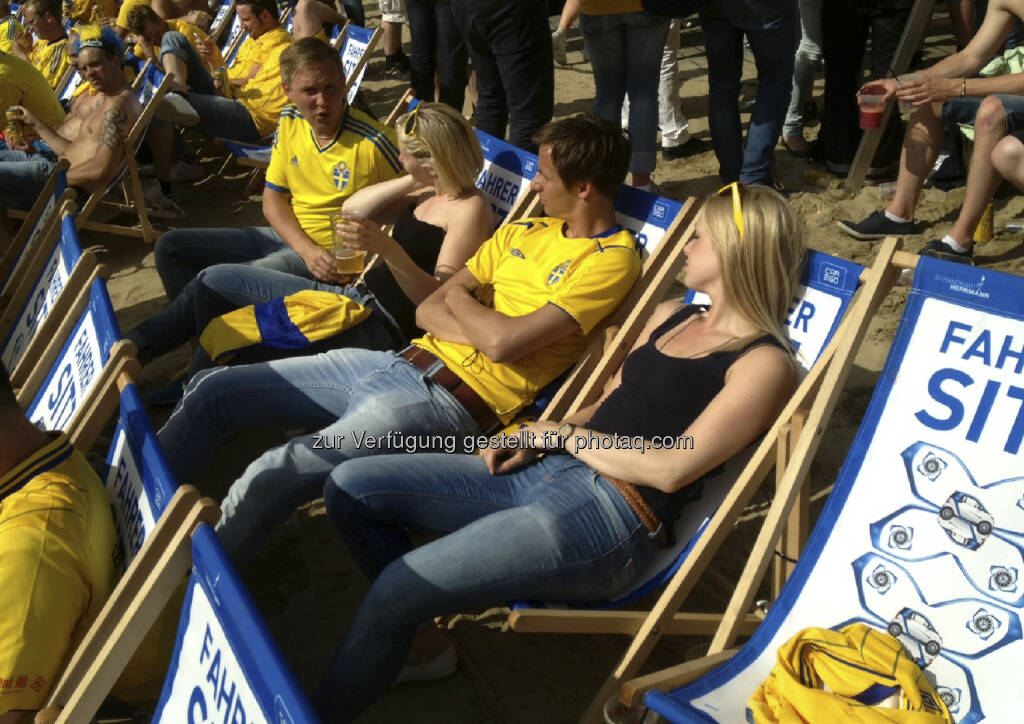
[859,86,886,130]
[330,209,368,278]
[895,73,922,114]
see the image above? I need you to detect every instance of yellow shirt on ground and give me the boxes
[29,36,69,90]
[0,16,25,55]
[66,0,118,25]
[265,104,402,249]
[228,25,292,137]
[0,433,117,715]
[413,218,642,423]
[0,50,66,128]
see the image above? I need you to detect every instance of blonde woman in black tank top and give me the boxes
[313,184,808,722]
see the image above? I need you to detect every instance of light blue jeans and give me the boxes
[186,92,262,142]
[160,31,216,95]
[0,150,58,210]
[156,348,480,559]
[783,0,823,137]
[314,453,657,722]
[580,10,670,175]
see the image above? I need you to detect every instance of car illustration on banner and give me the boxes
[888,607,943,668]
[939,492,994,550]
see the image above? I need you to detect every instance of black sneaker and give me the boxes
[920,239,974,265]
[662,136,709,159]
[384,52,411,76]
[836,210,914,241]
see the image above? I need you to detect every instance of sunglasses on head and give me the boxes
[716,181,744,242]
[403,104,421,137]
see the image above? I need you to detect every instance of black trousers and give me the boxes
[820,0,912,166]
[406,0,468,111]
[451,0,554,151]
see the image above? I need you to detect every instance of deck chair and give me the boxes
[0,160,71,297]
[505,248,868,647]
[208,0,236,44]
[635,253,1024,724]
[473,127,542,223]
[0,202,101,388]
[15,272,140,451]
[574,239,917,722]
[74,63,174,245]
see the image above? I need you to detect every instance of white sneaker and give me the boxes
[155,93,200,127]
[141,178,186,219]
[552,27,567,66]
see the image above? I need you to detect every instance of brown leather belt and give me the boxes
[603,475,671,548]
[400,346,500,432]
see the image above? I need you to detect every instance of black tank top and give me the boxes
[587,304,787,525]
[363,204,446,340]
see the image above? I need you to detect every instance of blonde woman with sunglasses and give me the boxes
[312,183,807,722]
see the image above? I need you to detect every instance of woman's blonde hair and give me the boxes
[700,184,807,350]
[396,103,484,197]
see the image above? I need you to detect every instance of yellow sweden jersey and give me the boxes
[29,36,69,90]
[66,0,118,25]
[0,50,66,128]
[413,218,641,423]
[229,26,292,137]
[0,434,117,714]
[0,16,24,55]
[265,105,402,250]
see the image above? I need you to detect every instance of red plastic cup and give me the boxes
[859,94,885,130]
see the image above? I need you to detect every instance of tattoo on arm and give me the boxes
[100,106,128,152]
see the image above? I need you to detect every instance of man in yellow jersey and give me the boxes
[114,0,212,39]
[156,112,642,561]
[0,1,25,55]
[125,4,223,94]
[0,49,66,132]
[0,364,118,723]
[10,0,69,90]
[155,0,291,142]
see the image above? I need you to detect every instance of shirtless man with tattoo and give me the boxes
[0,25,140,256]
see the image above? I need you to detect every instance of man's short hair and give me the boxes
[24,0,60,18]
[532,113,631,198]
[125,4,161,36]
[236,0,279,22]
[280,36,343,87]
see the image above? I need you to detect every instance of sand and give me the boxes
[85,6,1023,723]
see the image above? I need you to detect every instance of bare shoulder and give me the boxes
[727,342,795,387]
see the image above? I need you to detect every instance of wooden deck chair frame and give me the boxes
[0,192,76,314]
[1,160,72,289]
[343,25,381,100]
[37,484,221,724]
[331,19,350,50]
[209,0,237,45]
[75,70,174,245]
[580,239,921,723]
[384,87,416,127]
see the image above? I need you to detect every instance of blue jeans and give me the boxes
[450,0,553,152]
[186,92,263,142]
[154,226,305,301]
[581,11,670,175]
[160,31,216,95]
[783,0,823,137]
[941,94,1024,134]
[406,0,467,111]
[127,264,404,370]
[0,150,58,210]
[157,349,481,559]
[314,453,657,721]
[700,0,796,184]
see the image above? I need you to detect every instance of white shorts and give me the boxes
[379,0,407,24]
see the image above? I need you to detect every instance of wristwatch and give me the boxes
[557,423,575,451]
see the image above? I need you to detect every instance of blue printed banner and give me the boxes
[153,525,319,723]
[656,257,1024,724]
[474,130,537,221]
[613,185,684,256]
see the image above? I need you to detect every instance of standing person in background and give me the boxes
[0,1,25,56]
[450,0,553,153]
[780,0,822,157]
[551,0,579,66]
[380,0,411,76]
[580,0,669,189]
[699,0,795,185]
[405,0,466,110]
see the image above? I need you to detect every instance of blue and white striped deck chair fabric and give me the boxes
[0,166,68,296]
[24,276,121,432]
[510,250,864,618]
[645,257,1024,724]
[613,184,685,258]
[103,381,179,565]
[221,13,245,65]
[0,211,82,375]
[57,67,85,104]
[152,524,320,723]
[341,24,374,105]
[474,128,538,223]
[208,0,235,44]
